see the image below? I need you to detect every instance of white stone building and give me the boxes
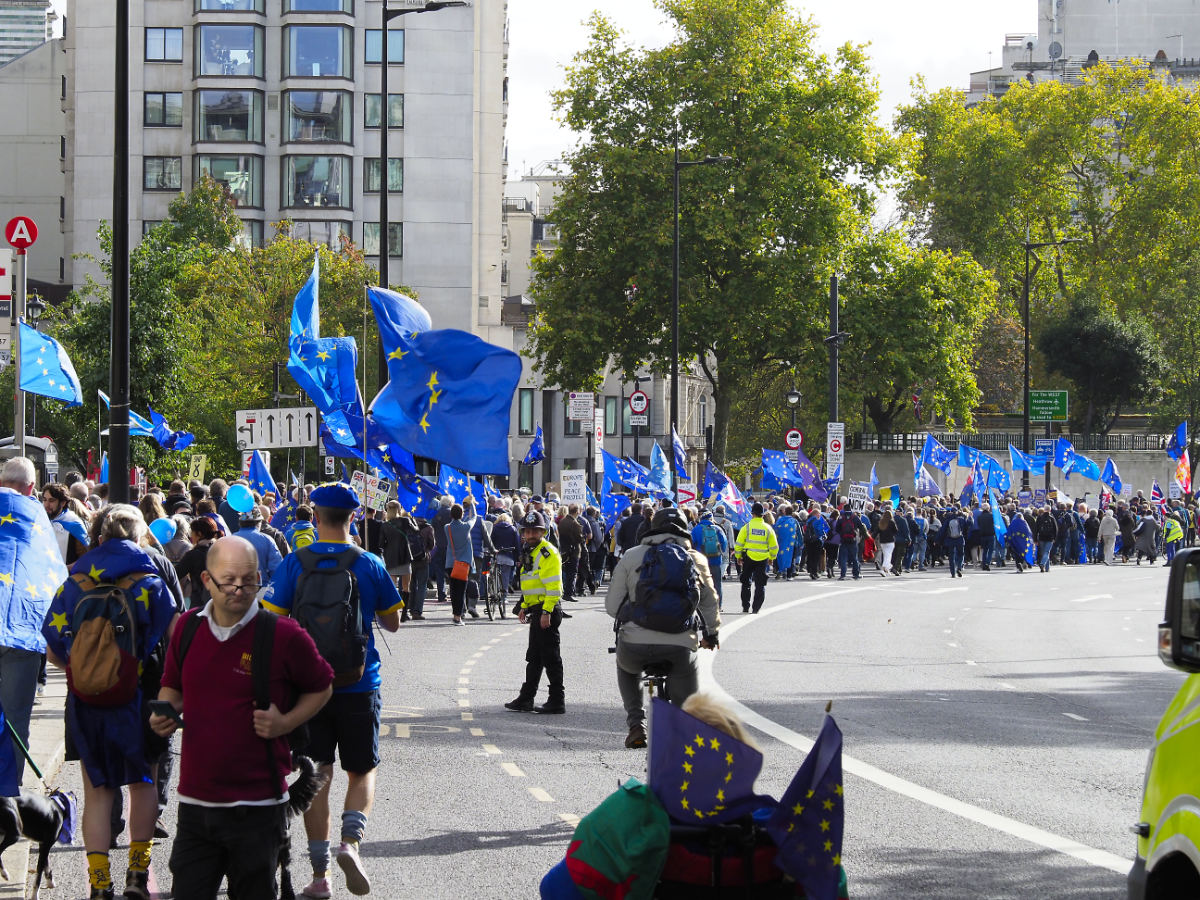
[0,0,52,65]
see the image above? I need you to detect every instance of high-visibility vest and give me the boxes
[519,538,562,613]
[1165,518,1184,544]
[734,518,778,562]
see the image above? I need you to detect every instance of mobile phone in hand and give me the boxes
[149,700,183,726]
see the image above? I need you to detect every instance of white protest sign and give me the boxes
[560,469,588,505]
[848,483,870,511]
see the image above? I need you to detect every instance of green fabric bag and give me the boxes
[565,778,671,900]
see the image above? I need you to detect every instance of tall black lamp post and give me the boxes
[671,139,731,486]
[25,293,44,437]
[377,1,469,389]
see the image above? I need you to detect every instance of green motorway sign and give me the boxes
[1029,390,1068,421]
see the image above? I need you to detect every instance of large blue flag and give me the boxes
[98,391,155,438]
[921,433,956,475]
[988,486,1007,543]
[1101,457,1123,495]
[437,464,472,503]
[650,441,673,493]
[368,287,521,476]
[1008,443,1046,476]
[600,449,655,495]
[20,323,82,406]
[792,447,828,501]
[822,464,843,499]
[1069,451,1102,481]
[1054,437,1075,471]
[0,492,67,655]
[648,697,766,825]
[522,425,545,465]
[1167,421,1188,461]
[148,407,195,452]
[913,452,940,497]
[247,450,275,498]
[290,337,362,417]
[1007,514,1037,566]
[671,427,690,481]
[702,461,730,499]
[766,715,844,900]
[395,468,442,520]
[868,461,879,496]
[959,458,984,507]
[601,476,631,527]
[270,494,297,530]
[761,450,827,501]
[289,254,320,347]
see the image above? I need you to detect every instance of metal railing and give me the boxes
[853,432,1170,453]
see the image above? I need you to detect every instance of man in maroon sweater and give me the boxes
[150,537,333,900]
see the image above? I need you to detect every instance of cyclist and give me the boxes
[605,508,720,750]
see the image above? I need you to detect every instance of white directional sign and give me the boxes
[826,422,845,476]
[568,391,594,420]
[630,414,648,427]
[236,407,319,449]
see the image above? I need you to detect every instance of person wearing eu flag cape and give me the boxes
[43,505,178,900]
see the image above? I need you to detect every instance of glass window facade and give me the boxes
[195,0,264,11]
[364,29,403,64]
[364,158,403,193]
[145,92,183,127]
[284,0,351,10]
[284,156,349,208]
[291,220,350,249]
[362,223,402,257]
[195,24,263,77]
[196,155,262,208]
[285,25,351,78]
[283,91,350,143]
[236,219,264,249]
[364,93,403,128]
[145,28,183,62]
[195,90,262,142]
[605,396,619,435]
[144,157,183,191]
[519,389,534,435]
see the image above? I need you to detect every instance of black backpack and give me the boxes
[404,525,428,564]
[292,546,368,688]
[617,543,702,634]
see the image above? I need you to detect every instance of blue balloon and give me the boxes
[149,517,176,545]
[226,483,255,513]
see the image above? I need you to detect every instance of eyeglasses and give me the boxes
[204,574,261,596]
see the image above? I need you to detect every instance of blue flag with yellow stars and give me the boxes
[148,407,195,452]
[671,427,690,481]
[921,433,955,475]
[1167,421,1188,461]
[290,337,362,417]
[1101,457,1123,495]
[650,442,673,493]
[367,286,521,476]
[703,461,730,499]
[396,468,442,520]
[601,476,631,527]
[522,424,545,465]
[247,450,274,499]
[270,493,297,531]
[98,391,154,438]
[19,322,82,406]
[1006,513,1037,566]
[766,715,845,900]
[0,492,67,654]
[437,464,471,504]
[648,697,766,825]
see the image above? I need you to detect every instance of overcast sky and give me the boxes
[505,0,1038,177]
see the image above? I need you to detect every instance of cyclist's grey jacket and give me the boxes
[605,532,721,651]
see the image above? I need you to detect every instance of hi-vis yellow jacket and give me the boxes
[519,538,562,614]
[734,518,778,562]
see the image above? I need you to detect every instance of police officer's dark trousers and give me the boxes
[519,605,564,703]
[740,557,769,613]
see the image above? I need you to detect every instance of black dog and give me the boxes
[278,755,327,900]
[0,788,76,900]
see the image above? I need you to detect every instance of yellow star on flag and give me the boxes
[710,737,721,751]
[426,371,439,390]
[832,853,841,866]
[833,783,843,796]
[823,798,835,811]
[824,840,833,852]
[49,611,68,632]
[137,588,152,609]
[429,388,443,406]
[819,819,831,832]
[0,572,13,586]
[419,412,430,433]
[316,350,331,361]
[682,761,693,774]
[388,348,407,361]
[88,564,104,581]
[792,803,804,815]
[680,780,689,792]
[0,514,15,526]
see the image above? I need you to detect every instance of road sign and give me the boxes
[785,449,799,463]
[594,407,604,458]
[1017,489,1033,506]
[235,407,319,449]
[1033,438,1055,458]
[628,390,649,415]
[784,428,803,450]
[4,216,37,253]
[630,414,648,427]
[1029,390,1069,422]
[242,450,270,477]
[827,422,845,475]
[188,454,207,483]
[677,483,696,504]
[325,455,335,476]
[560,469,587,504]
[568,391,594,420]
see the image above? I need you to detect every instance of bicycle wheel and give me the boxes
[484,573,495,620]
[494,572,507,618]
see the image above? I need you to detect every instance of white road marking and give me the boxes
[457,698,470,707]
[1062,713,1088,722]
[472,653,484,659]
[457,688,469,694]
[458,678,470,684]
[529,787,554,802]
[470,728,485,737]
[965,660,977,666]
[1070,594,1112,603]
[501,762,525,777]
[947,643,958,648]
[700,589,1131,875]
[489,639,502,645]
[559,813,581,828]
[999,683,1017,691]
[482,744,501,755]
[943,629,953,634]
[461,712,473,721]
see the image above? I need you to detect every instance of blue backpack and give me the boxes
[699,522,722,558]
[618,543,701,634]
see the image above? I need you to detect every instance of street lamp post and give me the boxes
[1021,236,1083,490]
[671,137,731,486]
[111,0,131,502]
[377,1,469,390]
[25,294,44,438]
[786,389,801,502]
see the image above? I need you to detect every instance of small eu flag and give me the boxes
[1167,421,1188,461]
[148,407,195,452]
[437,464,471,504]
[766,715,845,900]
[0,492,67,656]
[703,461,730,499]
[522,424,545,466]
[648,697,765,825]
[921,433,955,475]
[247,450,274,498]
[671,427,690,481]
[19,323,82,406]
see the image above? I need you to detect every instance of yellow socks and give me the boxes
[87,852,112,890]
[128,839,152,873]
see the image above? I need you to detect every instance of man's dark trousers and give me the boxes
[740,557,769,613]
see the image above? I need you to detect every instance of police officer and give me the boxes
[734,502,778,614]
[504,511,566,714]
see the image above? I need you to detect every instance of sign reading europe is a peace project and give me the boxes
[560,469,588,504]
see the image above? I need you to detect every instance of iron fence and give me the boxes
[853,432,1169,453]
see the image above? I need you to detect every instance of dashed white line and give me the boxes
[558,813,581,828]
[529,787,554,802]
[482,744,501,755]
[999,683,1017,691]
[965,660,978,666]
[457,688,470,695]
[458,678,470,684]
[501,762,525,777]
[469,728,485,737]
[1062,713,1088,722]
[947,642,958,648]
[461,712,473,721]
[457,698,470,707]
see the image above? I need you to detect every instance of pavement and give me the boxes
[0,669,66,899]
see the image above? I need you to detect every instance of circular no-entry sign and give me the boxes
[4,216,37,254]
[785,428,803,449]
[629,390,649,414]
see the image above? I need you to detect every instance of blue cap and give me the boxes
[531,495,544,503]
[310,482,360,510]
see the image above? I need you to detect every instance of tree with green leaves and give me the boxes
[529,0,894,464]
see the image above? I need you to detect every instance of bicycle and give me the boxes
[481,554,506,620]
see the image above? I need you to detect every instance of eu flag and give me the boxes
[988,487,1007,543]
[648,697,765,825]
[522,425,545,465]
[1007,515,1037,566]
[766,715,844,900]
[868,462,879,495]
[289,254,320,348]
[957,444,981,469]
[702,461,729,499]
[270,494,297,530]
[247,450,274,498]
[1054,437,1075,471]
[437,465,471,503]
[822,464,843,499]
[671,427,690,480]
[1008,443,1046,476]
[396,468,441,520]
[148,407,195,452]
[1167,421,1188,461]
[368,287,520,476]
[19,322,82,406]
[601,476,631,527]
[290,337,362,417]
[1069,452,1102,482]
[650,441,673,493]
[921,433,955,475]
[97,391,157,439]
[0,492,67,655]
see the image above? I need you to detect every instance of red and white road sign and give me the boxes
[784,428,803,449]
[4,217,37,254]
[677,483,697,504]
[829,437,843,454]
[629,390,649,414]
